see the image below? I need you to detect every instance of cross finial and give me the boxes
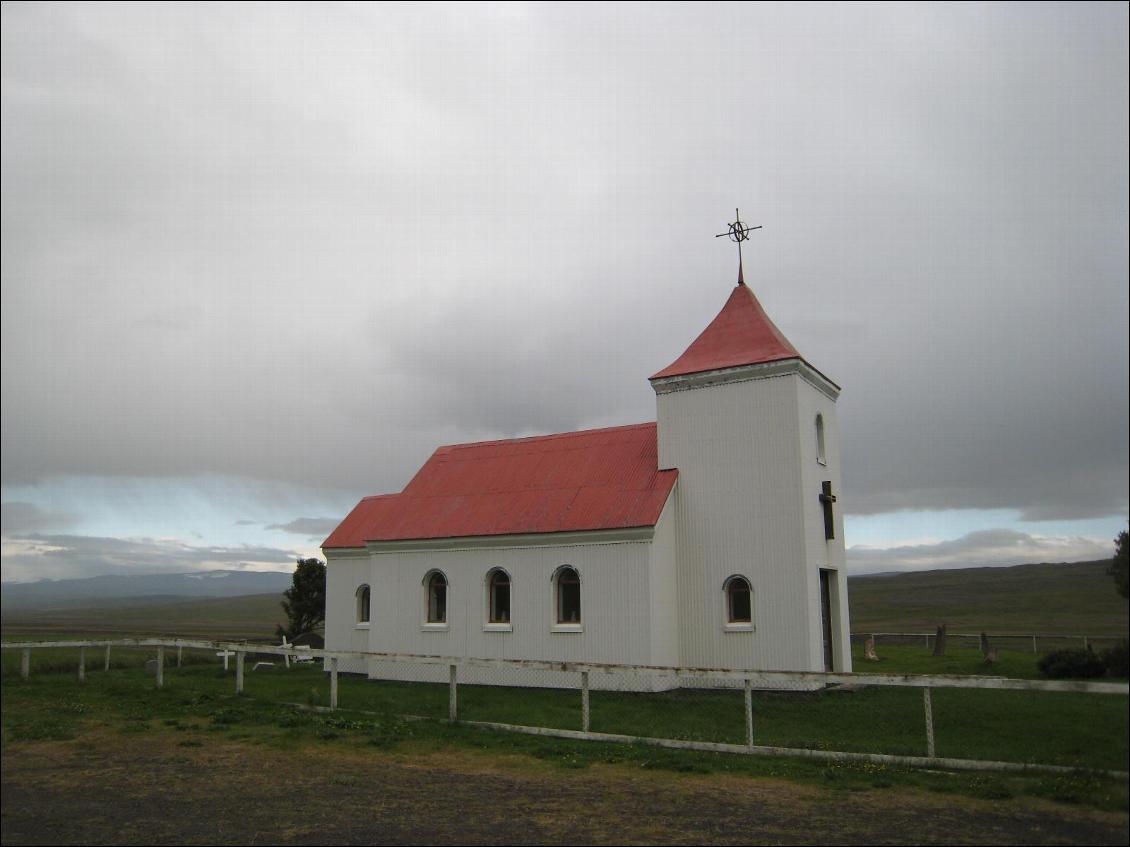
[715,208,762,286]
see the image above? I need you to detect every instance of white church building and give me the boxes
[322,270,851,689]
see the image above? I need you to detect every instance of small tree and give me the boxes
[1110,528,1129,600]
[278,558,326,639]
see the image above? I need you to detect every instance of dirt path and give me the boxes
[1,732,1127,846]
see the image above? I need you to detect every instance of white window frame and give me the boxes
[421,570,450,632]
[550,565,583,633]
[484,567,513,632]
[355,584,371,628]
[722,575,754,632]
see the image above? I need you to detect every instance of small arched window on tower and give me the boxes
[815,413,827,466]
[356,584,371,625]
[425,571,448,624]
[487,568,511,625]
[554,566,581,625]
[724,575,753,628]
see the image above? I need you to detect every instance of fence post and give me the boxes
[744,678,754,750]
[581,671,590,733]
[448,664,458,722]
[923,687,936,758]
[20,648,30,679]
[177,645,183,668]
[925,633,930,651]
[1083,636,1089,650]
[330,657,339,710]
[235,651,245,694]
[104,645,112,671]
[1032,634,1037,654]
[78,646,86,682]
[155,647,164,689]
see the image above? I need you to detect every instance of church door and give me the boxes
[819,569,835,672]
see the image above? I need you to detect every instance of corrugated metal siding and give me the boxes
[659,373,817,672]
[323,552,373,675]
[795,379,852,672]
[647,493,680,667]
[323,423,677,548]
[362,539,654,671]
[651,284,801,379]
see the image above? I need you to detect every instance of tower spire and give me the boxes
[715,208,761,287]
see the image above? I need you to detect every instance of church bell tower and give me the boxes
[649,219,851,675]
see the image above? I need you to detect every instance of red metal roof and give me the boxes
[322,423,678,548]
[650,283,801,380]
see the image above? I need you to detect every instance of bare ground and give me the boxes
[1,731,1127,846]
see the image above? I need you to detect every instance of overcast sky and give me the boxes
[2,2,1127,583]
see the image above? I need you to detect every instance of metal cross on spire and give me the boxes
[715,208,762,286]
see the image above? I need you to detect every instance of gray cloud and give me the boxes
[266,517,341,537]
[1,533,303,583]
[847,529,1116,575]
[1,4,1126,525]
[1,502,77,535]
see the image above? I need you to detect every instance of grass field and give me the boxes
[2,660,1127,814]
[2,558,1127,842]
[0,592,285,640]
[849,560,1128,638]
[2,643,1127,771]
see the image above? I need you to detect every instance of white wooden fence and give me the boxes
[854,631,1125,653]
[3,638,1127,779]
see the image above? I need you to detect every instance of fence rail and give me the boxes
[852,631,1127,653]
[3,638,1127,779]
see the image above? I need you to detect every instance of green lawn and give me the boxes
[3,653,1127,814]
[3,647,1126,771]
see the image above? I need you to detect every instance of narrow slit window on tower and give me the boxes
[555,566,581,624]
[426,571,447,624]
[815,413,827,465]
[487,569,511,624]
[725,576,752,625]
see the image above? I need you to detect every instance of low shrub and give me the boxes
[1037,648,1106,680]
[1100,639,1128,679]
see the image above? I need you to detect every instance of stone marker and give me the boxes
[932,624,947,657]
[864,637,879,661]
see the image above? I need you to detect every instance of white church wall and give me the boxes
[359,535,666,690]
[657,371,817,675]
[794,375,853,673]
[647,493,680,669]
[324,549,373,674]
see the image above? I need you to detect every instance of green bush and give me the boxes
[1037,648,1106,680]
[1100,639,1128,679]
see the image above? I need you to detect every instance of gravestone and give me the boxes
[932,624,947,657]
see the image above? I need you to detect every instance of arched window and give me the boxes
[724,576,752,625]
[815,413,827,465]
[487,568,511,624]
[426,571,448,624]
[356,584,371,624]
[555,566,581,624]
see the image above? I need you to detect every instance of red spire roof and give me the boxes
[651,283,801,380]
[323,423,677,549]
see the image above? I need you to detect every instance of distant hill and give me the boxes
[1,592,287,640]
[848,560,1128,636]
[0,569,293,613]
